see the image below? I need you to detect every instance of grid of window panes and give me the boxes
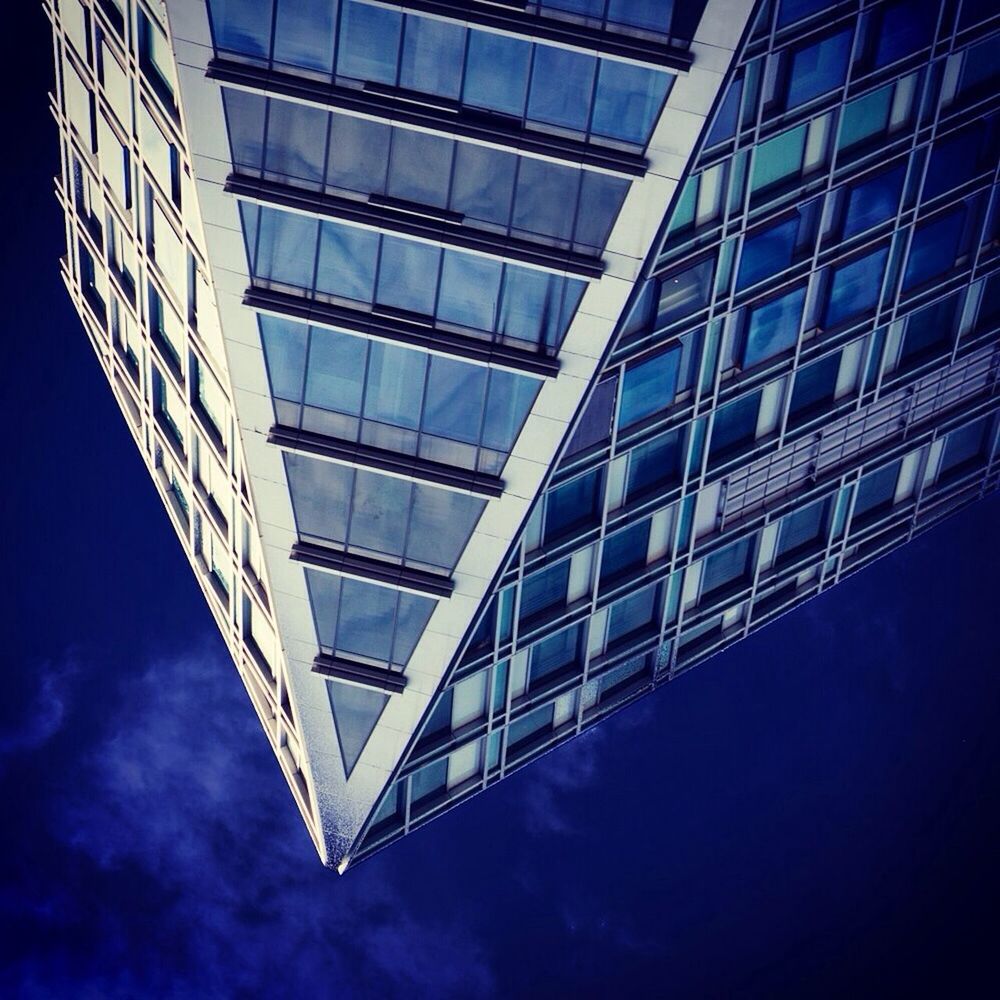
[49,0,316,840]
[207,1,676,151]
[352,0,1000,861]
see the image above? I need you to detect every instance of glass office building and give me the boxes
[48,0,1000,870]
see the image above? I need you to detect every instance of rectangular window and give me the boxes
[626,428,685,501]
[599,519,651,585]
[823,247,888,329]
[528,624,581,688]
[788,351,842,427]
[619,348,681,430]
[519,560,570,625]
[701,536,755,599]
[709,390,762,464]
[853,460,901,523]
[841,162,907,239]
[544,468,603,545]
[775,497,831,564]
[742,286,806,368]
[784,28,852,111]
[902,206,967,292]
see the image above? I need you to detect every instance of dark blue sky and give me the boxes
[3,7,1000,998]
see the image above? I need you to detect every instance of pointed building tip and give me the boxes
[326,681,389,778]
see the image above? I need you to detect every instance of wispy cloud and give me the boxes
[6,642,494,999]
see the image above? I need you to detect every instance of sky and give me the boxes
[3,6,1000,999]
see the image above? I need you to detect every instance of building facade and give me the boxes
[47,0,1000,871]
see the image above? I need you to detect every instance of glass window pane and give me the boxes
[337,2,401,84]
[437,251,502,332]
[872,0,936,69]
[481,370,541,453]
[853,461,900,520]
[702,537,753,597]
[657,258,714,327]
[303,326,367,417]
[363,341,426,430]
[451,144,516,229]
[327,115,391,195]
[743,286,806,367]
[463,30,530,116]
[422,357,487,444]
[520,560,570,622]
[591,61,671,145]
[545,468,602,543]
[263,98,328,187]
[387,129,453,208]
[315,221,378,302]
[511,158,576,244]
[272,0,335,74]
[627,429,684,499]
[751,125,806,195]
[824,247,888,328]
[399,14,465,99]
[786,28,852,110]
[210,0,272,58]
[255,207,318,289]
[619,348,681,429]
[285,453,352,545]
[788,351,841,424]
[837,85,891,152]
[902,208,966,292]
[406,488,486,570]
[600,520,650,584]
[776,498,829,561]
[737,216,800,290]
[337,579,398,663]
[842,162,906,238]
[607,584,659,644]
[259,315,308,403]
[348,470,411,558]
[710,391,761,461]
[376,236,441,315]
[527,46,596,132]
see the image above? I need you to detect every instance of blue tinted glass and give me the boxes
[511,157,577,244]
[776,0,827,28]
[437,252,502,332]
[315,221,378,302]
[619,348,681,429]
[873,0,936,69]
[591,61,671,145]
[788,351,841,424]
[386,129,452,208]
[259,315,307,402]
[376,237,441,315]
[627,429,683,498]
[399,14,465,98]
[410,759,447,804]
[422,358,487,444]
[545,468,602,543]
[255,207,318,288]
[824,247,888,327]
[837,85,892,151]
[902,208,965,291]
[263,99,328,186]
[853,461,899,519]
[527,46,596,131]
[520,560,570,622]
[348,470,411,557]
[940,418,989,476]
[607,0,674,31]
[706,76,742,146]
[786,28,852,109]
[327,114,391,194]
[600,520,650,584]
[363,341,426,430]
[392,592,436,664]
[285,453,352,545]
[481,371,541,453]
[575,171,630,250]
[406,486,485,571]
[499,269,579,349]
[463,30,530,116]
[451,143,516,229]
[304,326,367,416]
[899,294,958,367]
[566,376,617,456]
[209,0,273,58]
[607,584,659,645]
[222,89,266,173]
[702,537,753,596]
[710,391,760,460]
[743,286,805,367]
[272,0,335,74]
[337,2,401,84]
[657,258,714,326]
[842,163,906,238]
[529,625,580,684]
[923,126,984,201]
[776,499,828,561]
[736,216,799,290]
[338,579,399,663]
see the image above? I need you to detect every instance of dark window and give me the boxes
[788,351,842,427]
[938,418,991,480]
[775,497,831,564]
[853,460,901,522]
[742,287,806,367]
[709,391,761,464]
[785,28,852,110]
[606,584,660,647]
[701,537,754,599]
[923,119,997,201]
[544,468,603,544]
[869,0,937,70]
[823,247,888,329]
[565,377,617,458]
[619,348,681,429]
[528,625,581,687]
[841,162,907,239]
[656,258,714,328]
[903,206,967,292]
[897,293,959,371]
[626,428,685,500]
[599,520,651,585]
[519,560,570,624]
